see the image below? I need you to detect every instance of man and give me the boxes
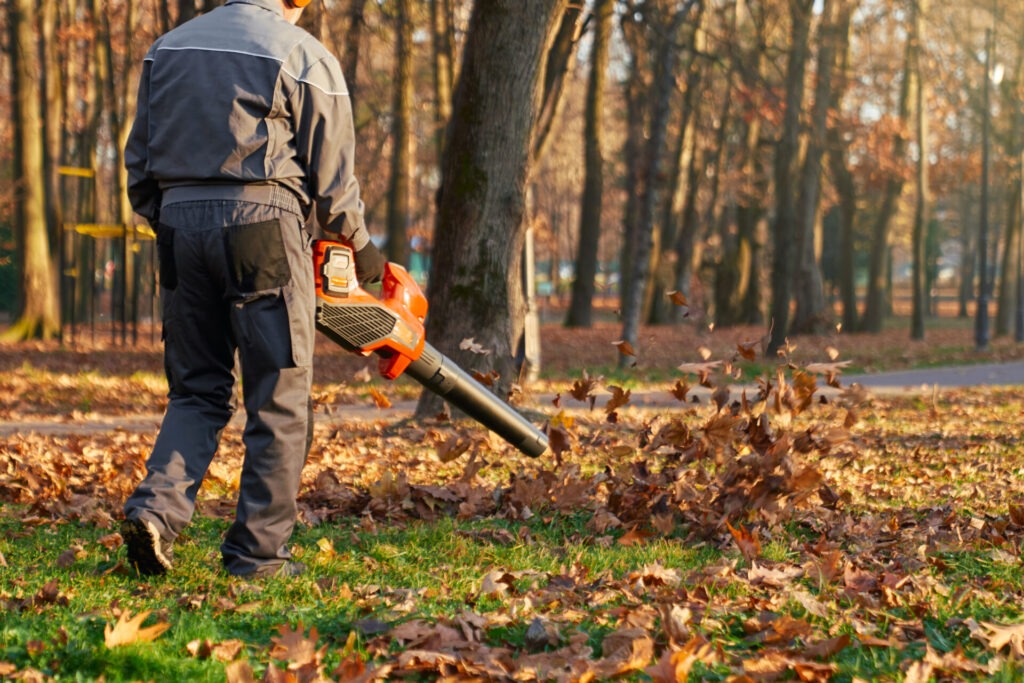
[121,0,384,578]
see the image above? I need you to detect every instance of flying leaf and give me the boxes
[667,290,688,306]
[676,360,721,386]
[471,370,500,387]
[605,385,632,413]
[368,388,391,409]
[669,380,691,402]
[736,340,758,361]
[459,337,491,355]
[104,610,171,648]
[613,340,636,357]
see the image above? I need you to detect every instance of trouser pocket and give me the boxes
[156,228,177,291]
[223,219,291,293]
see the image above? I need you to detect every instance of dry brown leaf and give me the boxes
[613,339,636,357]
[104,610,171,648]
[605,385,632,413]
[269,621,322,668]
[368,388,391,409]
[667,290,688,306]
[970,619,1024,657]
[726,522,761,563]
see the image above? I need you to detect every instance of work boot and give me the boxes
[121,518,173,576]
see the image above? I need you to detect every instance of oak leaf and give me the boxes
[104,610,171,648]
[970,619,1024,657]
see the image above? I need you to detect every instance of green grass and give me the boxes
[2,503,1022,681]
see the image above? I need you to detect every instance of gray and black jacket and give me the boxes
[125,0,370,250]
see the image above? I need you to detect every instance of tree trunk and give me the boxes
[342,0,369,114]
[3,0,61,341]
[41,0,63,253]
[650,10,704,327]
[767,0,813,353]
[827,1,857,332]
[791,0,836,335]
[531,4,583,164]
[619,3,690,367]
[565,0,613,328]
[177,0,194,26]
[430,0,455,162]
[861,18,912,332]
[909,0,928,340]
[386,0,413,266]
[713,2,759,328]
[415,0,569,418]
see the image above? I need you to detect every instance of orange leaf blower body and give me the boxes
[313,240,548,457]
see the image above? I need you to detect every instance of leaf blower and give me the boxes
[312,240,549,458]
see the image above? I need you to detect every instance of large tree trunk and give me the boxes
[909,0,928,340]
[565,0,613,328]
[767,0,813,353]
[3,0,61,341]
[415,0,569,418]
[385,0,413,266]
[791,0,837,335]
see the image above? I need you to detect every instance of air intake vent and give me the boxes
[317,303,396,348]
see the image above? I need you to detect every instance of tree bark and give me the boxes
[861,18,912,333]
[767,0,813,353]
[430,0,455,162]
[415,0,569,418]
[385,0,413,266]
[3,0,61,341]
[826,0,857,332]
[909,0,928,340]
[342,0,368,114]
[565,0,612,328]
[619,1,692,367]
[791,0,837,335]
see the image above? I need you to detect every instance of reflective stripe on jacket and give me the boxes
[125,0,369,250]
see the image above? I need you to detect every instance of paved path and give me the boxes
[3,361,1024,437]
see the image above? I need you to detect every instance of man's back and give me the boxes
[141,0,345,195]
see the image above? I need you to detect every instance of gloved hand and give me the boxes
[354,241,386,284]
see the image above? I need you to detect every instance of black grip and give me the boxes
[406,342,548,457]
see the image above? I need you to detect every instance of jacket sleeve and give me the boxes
[287,51,370,250]
[125,50,161,226]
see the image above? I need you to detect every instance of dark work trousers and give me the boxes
[123,195,315,576]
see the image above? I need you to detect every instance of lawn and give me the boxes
[1,318,1023,681]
